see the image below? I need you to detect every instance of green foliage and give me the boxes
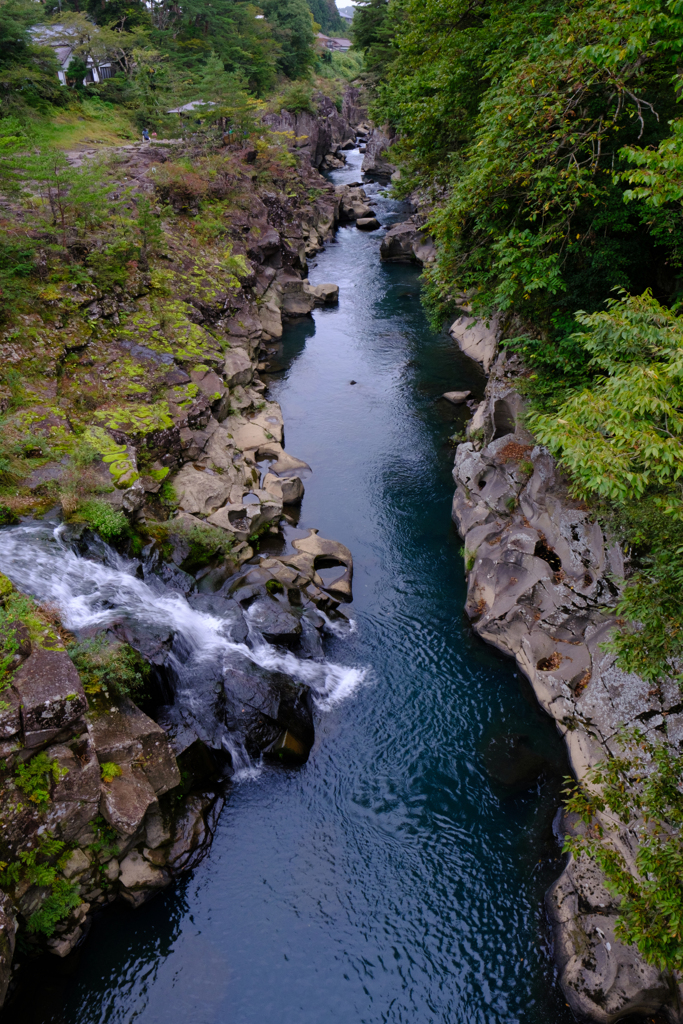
[307,0,346,35]
[266,578,284,596]
[0,830,81,938]
[372,0,683,327]
[68,634,149,699]
[76,499,128,541]
[15,752,68,810]
[259,0,317,80]
[27,879,82,937]
[279,82,317,116]
[159,480,178,508]
[0,831,65,889]
[100,761,123,783]
[352,0,395,77]
[564,729,683,972]
[86,814,119,859]
[529,292,683,511]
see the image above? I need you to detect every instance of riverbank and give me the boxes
[0,143,579,1023]
[449,338,683,1022]
[0,99,375,1003]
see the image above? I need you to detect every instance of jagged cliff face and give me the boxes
[450,350,683,1023]
[0,105,366,1005]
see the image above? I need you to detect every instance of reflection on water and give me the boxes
[4,151,578,1024]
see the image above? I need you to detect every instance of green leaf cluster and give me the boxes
[565,730,683,972]
[15,751,68,810]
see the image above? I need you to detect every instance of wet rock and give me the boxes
[292,529,353,600]
[166,794,211,873]
[304,282,339,305]
[442,390,471,405]
[547,855,672,1022]
[144,802,172,849]
[13,647,88,750]
[247,597,302,644]
[379,218,436,264]
[47,925,83,957]
[357,217,380,231]
[361,127,394,181]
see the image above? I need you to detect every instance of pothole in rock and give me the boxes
[534,538,562,572]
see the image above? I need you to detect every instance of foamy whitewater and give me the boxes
[0,522,367,731]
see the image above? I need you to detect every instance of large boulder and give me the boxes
[223,348,254,388]
[449,313,500,372]
[13,648,88,750]
[88,696,181,797]
[380,218,436,264]
[361,127,394,181]
[172,464,232,516]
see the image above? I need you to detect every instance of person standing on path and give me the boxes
[142,128,150,142]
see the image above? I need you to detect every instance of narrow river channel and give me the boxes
[6,153,576,1024]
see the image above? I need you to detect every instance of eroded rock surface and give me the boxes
[452,354,683,1021]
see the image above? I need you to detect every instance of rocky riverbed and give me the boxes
[0,93,379,1007]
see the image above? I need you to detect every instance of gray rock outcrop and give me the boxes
[361,127,395,181]
[451,353,683,1021]
[449,313,500,373]
[380,217,436,264]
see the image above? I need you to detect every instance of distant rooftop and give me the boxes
[338,6,355,20]
[317,32,352,52]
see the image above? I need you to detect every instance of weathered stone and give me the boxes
[99,765,158,836]
[451,364,683,1019]
[172,464,232,516]
[356,217,380,231]
[119,849,168,891]
[166,794,210,873]
[88,697,180,796]
[103,858,120,882]
[442,390,471,404]
[361,127,394,180]
[263,472,304,504]
[292,529,353,600]
[223,348,254,387]
[61,847,91,879]
[449,313,499,372]
[13,647,88,749]
[47,925,83,958]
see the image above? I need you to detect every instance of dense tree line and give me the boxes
[0,0,326,113]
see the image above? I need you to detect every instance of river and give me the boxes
[4,152,577,1024]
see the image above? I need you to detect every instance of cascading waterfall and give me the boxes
[0,521,367,771]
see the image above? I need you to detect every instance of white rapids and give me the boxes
[0,522,367,716]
